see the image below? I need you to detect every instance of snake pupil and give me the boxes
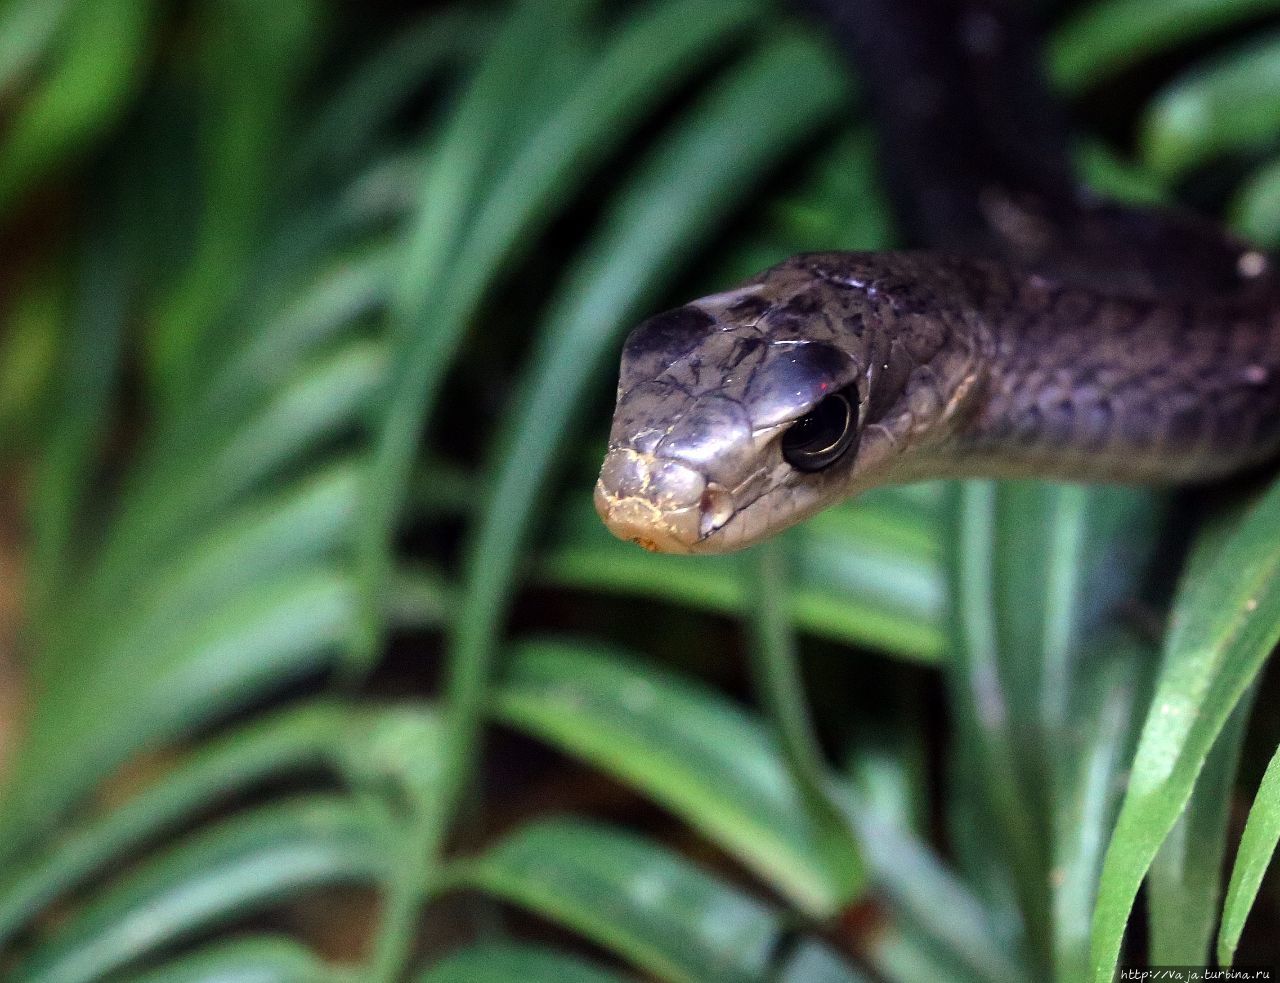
[781,390,857,472]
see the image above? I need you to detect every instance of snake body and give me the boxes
[595,2,1280,554]
[596,250,1280,553]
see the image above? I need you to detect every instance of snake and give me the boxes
[594,0,1280,554]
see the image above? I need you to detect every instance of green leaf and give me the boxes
[843,697,930,839]
[863,919,995,983]
[787,492,945,658]
[743,538,859,872]
[455,819,791,983]
[290,6,492,187]
[1141,30,1280,177]
[1147,688,1255,963]
[1231,154,1280,246]
[0,0,75,94]
[27,214,129,630]
[12,796,397,983]
[1076,140,1169,207]
[196,243,398,429]
[3,570,356,851]
[948,481,1158,975]
[776,942,872,983]
[386,564,454,632]
[1050,643,1147,983]
[494,642,1018,981]
[0,702,340,945]
[0,0,155,217]
[149,0,327,401]
[1218,740,1280,964]
[494,639,861,916]
[418,943,626,983]
[154,338,384,535]
[0,702,442,947]
[1091,478,1280,982]
[0,263,64,458]
[73,339,384,637]
[354,0,602,668]
[738,128,893,259]
[123,239,396,538]
[836,795,1027,983]
[432,0,762,356]
[83,463,360,675]
[1050,0,1280,93]
[126,936,337,983]
[948,484,1055,963]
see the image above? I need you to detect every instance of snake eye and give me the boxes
[781,390,857,472]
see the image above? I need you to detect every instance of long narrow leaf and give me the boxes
[1142,30,1280,177]
[1050,643,1147,983]
[12,796,396,983]
[27,207,129,633]
[1050,0,1280,92]
[948,480,1159,976]
[1231,153,1280,245]
[744,539,858,870]
[1218,740,1280,964]
[946,481,1054,969]
[454,819,794,983]
[1091,478,1280,982]
[2,571,356,853]
[833,793,1027,983]
[290,6,492,187]
[148,0,326,402]
[0,0,155,217]
[0,0,75,94]
[1147,689,1255,963]
[89,463,360,675]
[127,936,338,983]
[494,639,861,916]
[0,701,442,947]
[65,340,384,647]
[418,943,626,983]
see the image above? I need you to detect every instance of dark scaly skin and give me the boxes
[595,250,1280,553]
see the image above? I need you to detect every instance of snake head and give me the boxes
[595,254,981,553]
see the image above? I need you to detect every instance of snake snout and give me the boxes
[594,447,735,553]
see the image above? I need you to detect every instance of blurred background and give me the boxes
[2,0,1280,980]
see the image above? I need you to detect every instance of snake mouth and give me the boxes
[594,448,735,553]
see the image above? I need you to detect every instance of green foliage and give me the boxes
[419,943,626,983]
[3,0,1280,980]
[495,640,862,916]
[455,818,845,983]
[1220,742,1280,964]
[1142,30,1280,179]
[1091,484,1280,979]
[948,483,1159,981]
[0,0,156,217]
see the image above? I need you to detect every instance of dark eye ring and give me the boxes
[781,390,858,472]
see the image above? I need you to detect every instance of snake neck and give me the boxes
[943,266,1280,484]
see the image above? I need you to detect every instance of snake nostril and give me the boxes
[698,484,734,538]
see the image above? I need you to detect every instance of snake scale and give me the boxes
[595,0,1280,553]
